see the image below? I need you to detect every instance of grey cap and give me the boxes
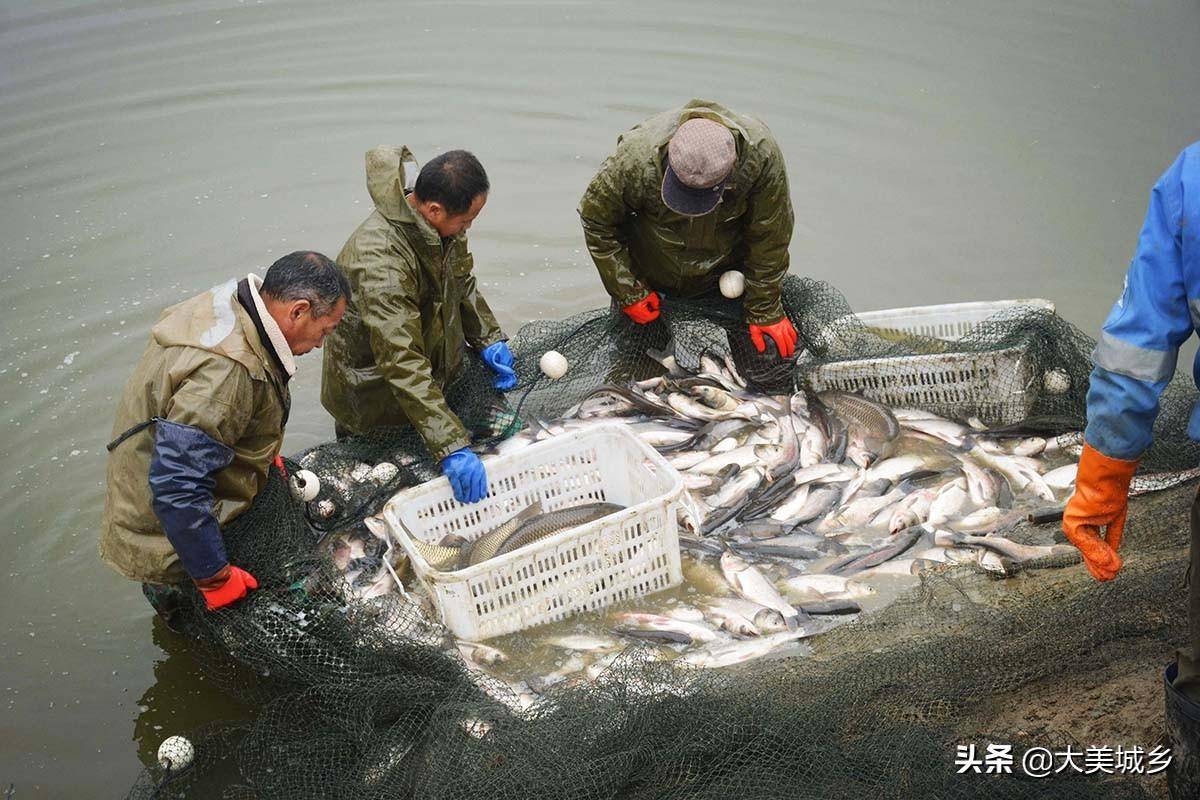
[661,118,736,216]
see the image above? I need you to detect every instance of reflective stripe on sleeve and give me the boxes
[1091,331,1178,383]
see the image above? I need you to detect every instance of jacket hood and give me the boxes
[365,145,424,226]
[669,99,751,147]
[151,278,271,380]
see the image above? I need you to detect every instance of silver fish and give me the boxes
[828,488,906,529]
[692,385,740,411]
[932,530,1078,564]
[646,340,688,377]
[927,477,971,525]
[948,506,1011,533]
[887,487,936,533]
[799,423,828,468]
[1042,463,1078,491]
[957,458,998,507]
[1043,432,1083,454]
[611,612,720,645]
[720,551,804,629]
[782,573,877,600]
[775,484,841,525]
[966,444,1054,501]
[829,525,923,575]
[457,640,509,667]
[792,463,858,486]
[703,597,790,633]
[706,467,768,510]
[763,484,811,522]
[701,604,761,638]
[695,418,759,450]
[1011,437,1047,457]
[691,445,763,475]
[901,417,969,448]
[682,626,827,669]
[730,533,824,561]
[864,453,931,484]
[668,392,757,423]
[545,634,622,652]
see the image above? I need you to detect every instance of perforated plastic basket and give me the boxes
[381,424,688,641]
[804,299,1055,426]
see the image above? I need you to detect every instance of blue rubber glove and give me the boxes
[481,341,518,391]
[442,448,488,503]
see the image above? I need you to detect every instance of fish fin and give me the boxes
[362,515,389,540]
[515,500,544,524]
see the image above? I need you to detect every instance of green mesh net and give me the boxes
[124,277,1196,799]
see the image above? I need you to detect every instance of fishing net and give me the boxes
[125,276,1197,799]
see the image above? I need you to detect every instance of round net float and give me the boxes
[157,735,195,772]
[368,462,399,483]
[1043,368,1071,394]
[719,270,745,299]
[289,469,321,502]
[539,350,569,380]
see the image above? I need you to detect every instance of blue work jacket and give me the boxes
[1086,142,1200,460]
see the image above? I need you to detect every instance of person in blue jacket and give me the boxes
[1062,142,1200,698]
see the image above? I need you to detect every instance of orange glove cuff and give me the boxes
[622,292,661,324]
[1076,442,1139,500]
[196,565,259,611]
[1061,443,1139,581]
[748,317,798,358]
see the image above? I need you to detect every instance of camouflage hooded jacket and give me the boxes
[578,99,794,325]
[321,146,505,460]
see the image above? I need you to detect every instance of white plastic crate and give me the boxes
[853,299,1054,340]
[380,424,688,641]
[805,299,1056,426]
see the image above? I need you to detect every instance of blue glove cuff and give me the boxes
[481,341,517,390]
[442,448,488,503]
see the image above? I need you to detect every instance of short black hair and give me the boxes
[260,251,351,317]
[413,150,490,215]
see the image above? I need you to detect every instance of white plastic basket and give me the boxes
[804,299,1056,426]
[853,299,1054,340]
[380,424,688,641]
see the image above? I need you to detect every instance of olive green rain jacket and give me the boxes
[99,279,291,584]
[578,99,794,325]
[320,146,505,461]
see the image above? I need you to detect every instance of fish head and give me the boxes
[719,550,747,574]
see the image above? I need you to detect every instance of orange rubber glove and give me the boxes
[1061,443,1138,581]
[748,317,798,359]
[621,292,661,324]
[195,564,259,611]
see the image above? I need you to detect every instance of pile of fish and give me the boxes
[298,342,1200,712]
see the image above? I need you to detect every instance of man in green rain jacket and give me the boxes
[579,99,798,362]
[322,147,514,504]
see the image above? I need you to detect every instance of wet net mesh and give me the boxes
[125,277,1197,799]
